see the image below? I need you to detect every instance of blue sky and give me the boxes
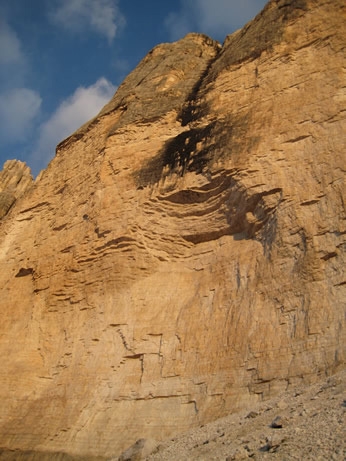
[0,0,267,177]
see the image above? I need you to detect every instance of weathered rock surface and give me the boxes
[0,160,33,219]
[147,368,346,460]
[116,438,159,461]
[0,0,345,459]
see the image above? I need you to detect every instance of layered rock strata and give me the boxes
[0,0,345,458]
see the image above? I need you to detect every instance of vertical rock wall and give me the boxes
[0,0,344,458]
[0,160,33,219]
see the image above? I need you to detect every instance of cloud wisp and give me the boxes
[0,88,42,143]
[0,19,29,89]
[49,0,125,41]
[0,20,23,65]
[32,77,116,174]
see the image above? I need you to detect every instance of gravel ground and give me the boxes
[139,369,346,461]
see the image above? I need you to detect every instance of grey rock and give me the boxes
[271,416,285,428]
[117,438,158,461]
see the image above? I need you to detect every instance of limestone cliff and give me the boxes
[0,0,345,459]
[0,160,33,219]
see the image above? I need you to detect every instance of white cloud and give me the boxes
[0,88,42,142]
[0,20,23,65]
[33,77,116,169]
[166,0,267,41]
[49,0,125,41]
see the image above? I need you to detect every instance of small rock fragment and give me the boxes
[277,399,288,410]
[226,446,249,460]
[271,415,285,428]
[117,438,158,461]
[262,434,285,452]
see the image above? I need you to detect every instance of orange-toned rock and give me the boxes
[0,160,33,219]
[0,0,344,459]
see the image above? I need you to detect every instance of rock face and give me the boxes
[0,0,345,459]
[146,368,346,460]
[0,160,33,219]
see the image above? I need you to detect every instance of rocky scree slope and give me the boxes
[0,0,345,459]
[122,368,346,460]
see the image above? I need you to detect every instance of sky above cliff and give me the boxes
[0,0,267,177]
